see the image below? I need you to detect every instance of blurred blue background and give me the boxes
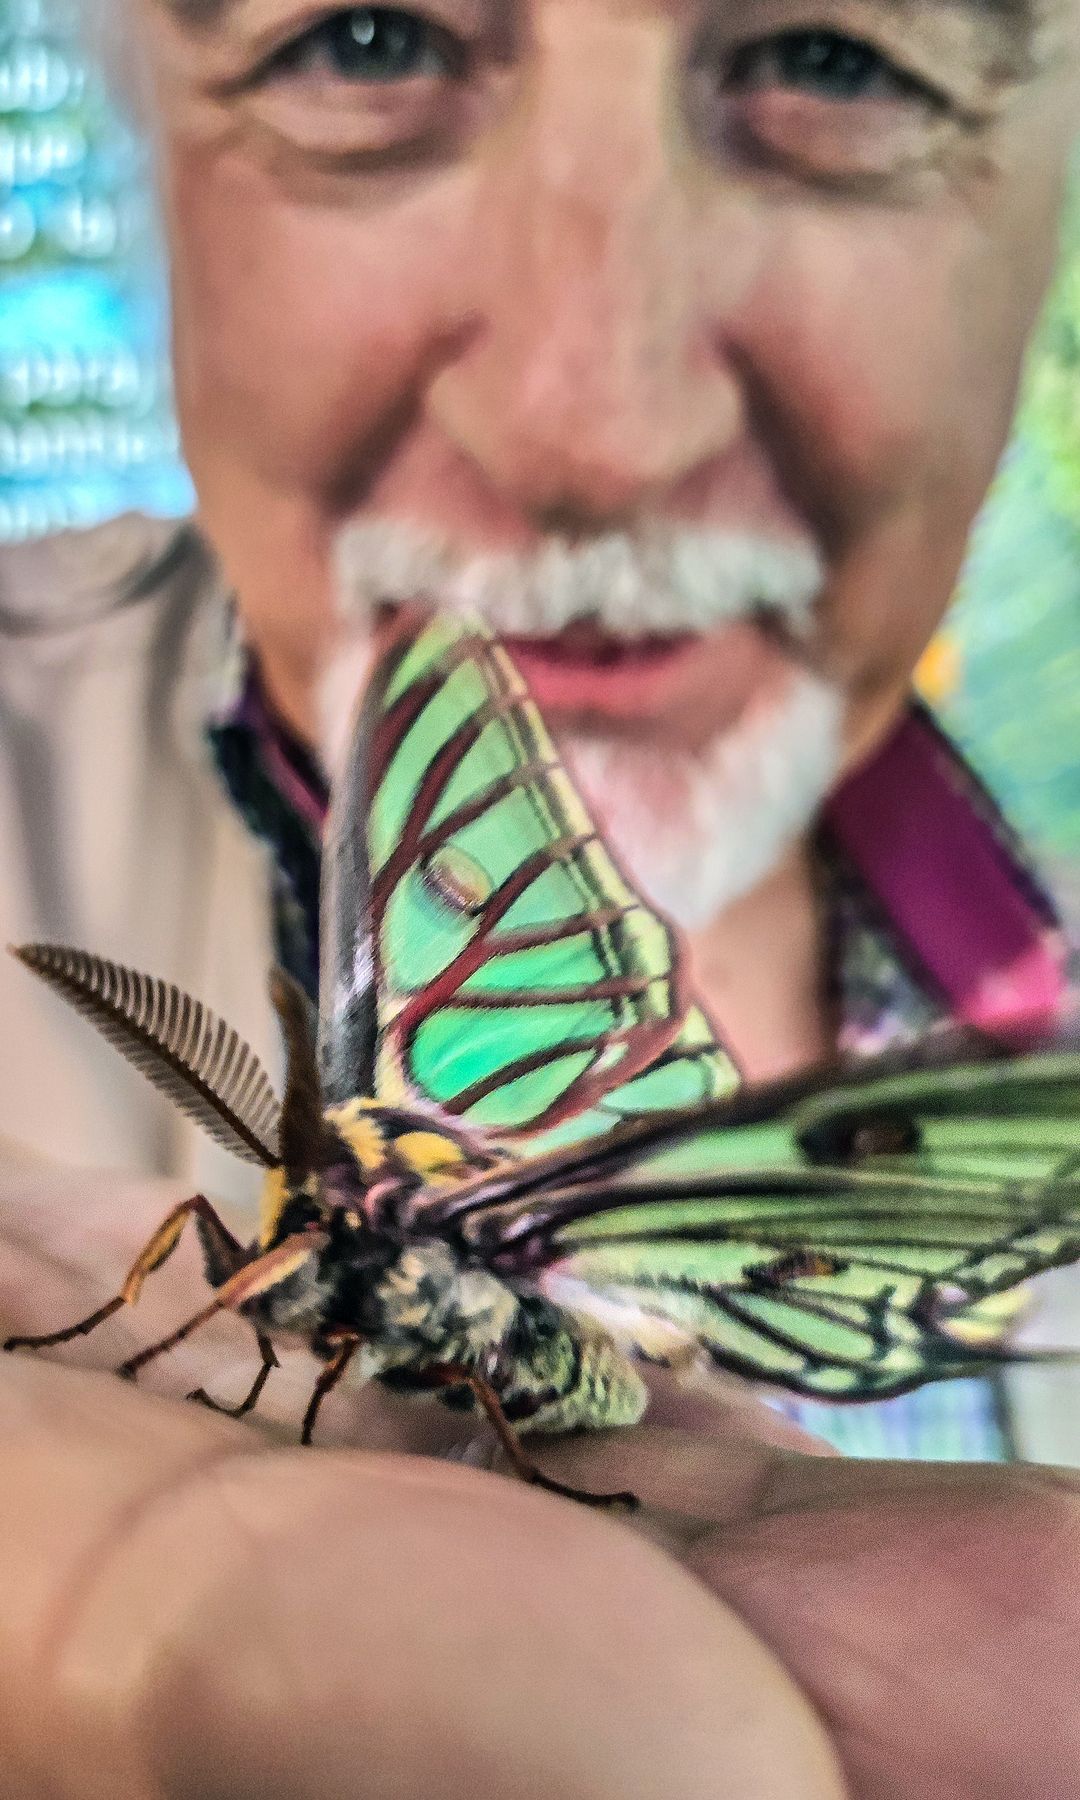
[0,0,192,542]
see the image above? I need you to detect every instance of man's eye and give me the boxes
[729,30,923,104]
[274,7,456,83]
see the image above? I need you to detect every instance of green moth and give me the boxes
[7,613,1080,1506]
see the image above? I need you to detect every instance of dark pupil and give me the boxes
[326,8,427,79]
[771,32,884,100]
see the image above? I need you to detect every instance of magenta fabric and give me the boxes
[825,709,1066,1045]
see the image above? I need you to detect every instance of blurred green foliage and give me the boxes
[942,179,1080,863]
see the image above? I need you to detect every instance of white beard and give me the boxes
[320,637,842,934]
[561,670,842,931]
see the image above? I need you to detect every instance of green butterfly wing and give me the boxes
[433,1041,1080,1400]
[328,613,736,1139]
[317,614,1080,1403]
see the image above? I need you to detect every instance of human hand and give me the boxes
[1,1162,1077,1800]
[0,1161,841,1800]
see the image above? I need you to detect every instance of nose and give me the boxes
[429,12,750,526]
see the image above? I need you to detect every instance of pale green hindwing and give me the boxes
[484,1048,1080,1398]
[550,1222,1021,1399]
[366,614,738,1141]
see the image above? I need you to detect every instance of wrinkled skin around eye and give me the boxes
[728,29,928,105]
[0,1158,1078,1800]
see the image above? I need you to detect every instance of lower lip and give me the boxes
[501,633,700,721]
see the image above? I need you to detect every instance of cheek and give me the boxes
[162,147,472,497]
[743,208,1007,522]
[730,195,1047,732]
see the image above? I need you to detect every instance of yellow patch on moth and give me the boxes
[239,1240,320,1300]
[259,1169,318,1247]
[395,1130,467,1184]
[326,1098,387,1173]
[259,1166,291,1247]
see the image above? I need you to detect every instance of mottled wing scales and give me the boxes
[12,943,281,1166]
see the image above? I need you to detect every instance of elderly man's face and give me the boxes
[144,0,1076,914]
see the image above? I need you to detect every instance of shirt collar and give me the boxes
[823,701,1066,1045]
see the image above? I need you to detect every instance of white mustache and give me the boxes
[336,518,824,638]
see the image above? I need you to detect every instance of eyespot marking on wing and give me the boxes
[798,1111,922,1164]
[750,1250,851,1288]
[421,845,494,917]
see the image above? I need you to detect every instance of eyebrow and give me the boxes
[924,0,1046,32]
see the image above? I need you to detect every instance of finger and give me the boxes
[0,1169,500,1462]
[0,1351,258,1794]
[0,1353,845,1800]
[687,1460,1080,1800]
[0,1161,834,1471]
[460,1364,836,1550]
[504,1425,793,1549]
[40,1416,844,1798]
[636,1364,839,1455]
[0,1161,199,1349]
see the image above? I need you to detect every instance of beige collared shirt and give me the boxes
[0,515,276,1212]
[1,513,1077,1462]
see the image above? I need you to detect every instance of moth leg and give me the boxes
[3,1194,245,1354]
[187,1330,279,1419]
[116,1233,320,1382]
[301,1332,363,1445]
[420,1362,639,1511]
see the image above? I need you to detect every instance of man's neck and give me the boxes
[687,848,831,1082]
[257,642,323,746]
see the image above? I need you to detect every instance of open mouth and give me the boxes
[372,601,807,743]
[501,620,694,666]
[501,626,702,720]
